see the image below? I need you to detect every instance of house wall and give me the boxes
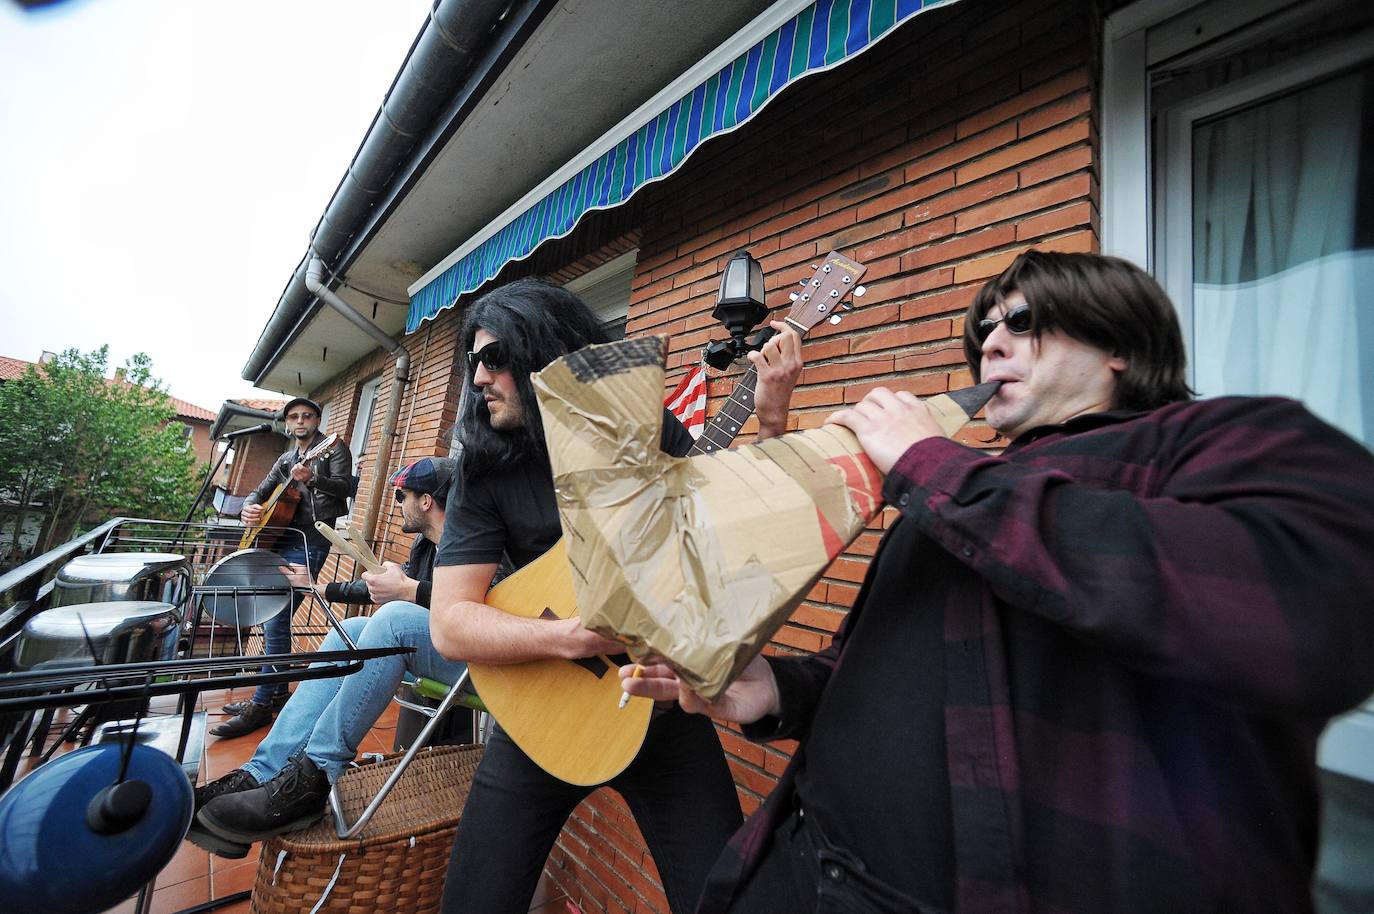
[225,433,287,498]
[296,0,1100,908]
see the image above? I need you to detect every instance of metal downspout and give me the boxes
[305,256,409,546]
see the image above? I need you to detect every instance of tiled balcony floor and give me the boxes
[18,686,568,914]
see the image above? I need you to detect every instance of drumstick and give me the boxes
[313,521,385,574]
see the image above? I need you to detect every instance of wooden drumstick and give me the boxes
[313,521,385,574]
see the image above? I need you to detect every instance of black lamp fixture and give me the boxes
[704,249,769,369]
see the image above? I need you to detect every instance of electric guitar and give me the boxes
[468,252,868,785]
[239,433,340,549]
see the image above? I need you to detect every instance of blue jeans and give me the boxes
[440,707,742,914]
[242,600,467,784]
[251,541,327,707]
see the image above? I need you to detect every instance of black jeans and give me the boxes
[730,803,942,914]
[439,706,742,914]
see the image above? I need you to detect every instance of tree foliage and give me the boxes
[0,346,203,562]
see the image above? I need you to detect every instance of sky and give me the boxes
[0,0,432,413]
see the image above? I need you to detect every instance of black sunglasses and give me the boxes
[975,304,1033,342]
[393,488,410,504]
[466,340,509,376]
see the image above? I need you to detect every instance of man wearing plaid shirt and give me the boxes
[624,250,1374,913]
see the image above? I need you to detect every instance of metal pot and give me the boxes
[13,600,182,670]
[51,552,191,613]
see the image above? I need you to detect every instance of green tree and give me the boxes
[0,347,203,561]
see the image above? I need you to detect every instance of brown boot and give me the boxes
[209,702,273,739]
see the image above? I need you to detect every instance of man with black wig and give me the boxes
[429,277,803,914]
[625,250,1374,913]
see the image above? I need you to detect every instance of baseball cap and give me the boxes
[389,456,457,496]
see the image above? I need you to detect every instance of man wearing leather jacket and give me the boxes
[213,396,353,739]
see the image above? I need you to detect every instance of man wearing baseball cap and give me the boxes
[215,396,354,738]
[188,456,467,856]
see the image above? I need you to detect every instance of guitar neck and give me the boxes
[688,364,760,456]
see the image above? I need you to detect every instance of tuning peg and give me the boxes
[809,264,818,270]
[789,292,800,301]
[853,285,867,297]
[799,279,810,287]
[829,314,843,325]
[840,301,854,311]
[822,264,832,273]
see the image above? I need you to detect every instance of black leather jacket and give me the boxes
[244,431,353,531]
[323,534,436,608]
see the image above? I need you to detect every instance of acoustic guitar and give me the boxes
[468,252,868,785]
[239,433,340,549]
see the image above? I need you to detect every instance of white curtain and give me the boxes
[1191,71,1370,445]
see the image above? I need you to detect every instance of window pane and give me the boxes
[1191,69,1373,445]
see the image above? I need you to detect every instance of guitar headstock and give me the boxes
[303,432,340,462]
[780,251,867,335]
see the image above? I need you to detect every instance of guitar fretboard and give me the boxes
[688,365,760,456]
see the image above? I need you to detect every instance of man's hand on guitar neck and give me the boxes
[289,462,314,484]
[619,654,781,725]
[750,320,803,440]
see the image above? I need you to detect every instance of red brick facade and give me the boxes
[301,0,1099,908]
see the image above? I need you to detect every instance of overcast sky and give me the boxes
[0,0,432,412]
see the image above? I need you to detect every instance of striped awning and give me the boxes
[407,0,958,332]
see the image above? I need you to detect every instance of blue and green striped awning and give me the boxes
[407,0,958,332]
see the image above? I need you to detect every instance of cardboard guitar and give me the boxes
[467,253,867,785]
[238,433,340,549]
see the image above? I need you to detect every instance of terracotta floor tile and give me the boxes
[211,857,260,897]
[159,842,211,887]
[149,873,211,914]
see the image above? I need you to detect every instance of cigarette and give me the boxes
[618,664,643,710]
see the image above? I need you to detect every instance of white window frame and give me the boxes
[565,249,639,339]
[350,376,381,469]
[1103,0,1374,783]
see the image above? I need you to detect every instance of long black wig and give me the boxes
[455,277,609,478]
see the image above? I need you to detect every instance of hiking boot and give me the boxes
[221,692,287,717]
[196,754,331,845]
[185,769,259,858]
[209,701,274,739]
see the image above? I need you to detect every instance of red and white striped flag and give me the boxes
[664,364,708,439]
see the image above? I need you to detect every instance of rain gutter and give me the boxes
[243,0,556,388]
[304,256,408,543]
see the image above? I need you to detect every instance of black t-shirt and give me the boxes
[794,516,956,910]
[437,408,695,572]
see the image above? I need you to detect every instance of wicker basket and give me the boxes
[250,744,484,914]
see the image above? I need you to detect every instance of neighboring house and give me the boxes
[208,398,289,518]
[238,0,1374,908]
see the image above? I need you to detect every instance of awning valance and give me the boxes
[407,0,958,332]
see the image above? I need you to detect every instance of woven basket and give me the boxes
[250,744,484,914]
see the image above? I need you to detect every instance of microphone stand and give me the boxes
[172,436,238,549]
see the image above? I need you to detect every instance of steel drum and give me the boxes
[51,552,191,611]
[0,741,193,914]
[13,600,182,671]
[197,547,295,627]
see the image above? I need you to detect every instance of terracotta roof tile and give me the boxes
[0,355,36,381]
[231,398,290,412]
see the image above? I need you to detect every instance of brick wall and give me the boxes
[305,305,467,593]
[544,0,1100,909]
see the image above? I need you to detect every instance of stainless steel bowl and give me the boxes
[14,600,182,670]
[51,552,191,613]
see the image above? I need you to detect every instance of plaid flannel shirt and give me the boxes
[698,396,1374,914]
